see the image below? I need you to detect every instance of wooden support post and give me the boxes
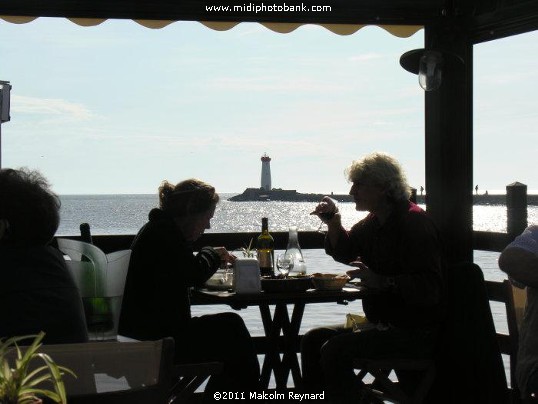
[506,182,527,237]
[424,22,474,264]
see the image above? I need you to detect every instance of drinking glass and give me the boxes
[314,212,334,233]
[310,198,338,234]
[276,254,294,278]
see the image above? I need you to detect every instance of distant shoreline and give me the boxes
[228,188,538,206]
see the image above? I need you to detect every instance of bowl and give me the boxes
[261,276,313,293]
[311,273,350,291]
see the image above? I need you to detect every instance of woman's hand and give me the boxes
[346,257,384,289]
[213,247,236,265]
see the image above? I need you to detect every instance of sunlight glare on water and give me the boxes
[58,194,535,235]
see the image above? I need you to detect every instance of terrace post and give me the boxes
[424,21,474,264]
[506,182,527,237]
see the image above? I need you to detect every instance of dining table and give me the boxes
[190,283,370,390]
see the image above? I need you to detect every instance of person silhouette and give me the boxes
[303,152,444,403]
[499,225,538,399]
[0,168,88,343]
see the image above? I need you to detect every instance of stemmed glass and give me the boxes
[313,212,333,234]
[310,198,338,234]
[276,254,294,279]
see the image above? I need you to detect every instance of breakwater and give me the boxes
[228,188,352,202]
[416,194,538,206]
[228,188,538,206]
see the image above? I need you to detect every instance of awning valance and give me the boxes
[0,15,422,37]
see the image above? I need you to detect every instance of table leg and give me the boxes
[280,303,305,389]
[257,302,306,391]
[259,304,284,389]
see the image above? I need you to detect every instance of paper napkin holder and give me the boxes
[233,258,261,294]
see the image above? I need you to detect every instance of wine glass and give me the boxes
[310,198,338,234]
[313,212,333,234]
[276,254,294,279]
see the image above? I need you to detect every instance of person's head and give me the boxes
[0,168,61,246]
[345,152,411,212]
[158,178,220,242]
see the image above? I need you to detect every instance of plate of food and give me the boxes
[204,271,234,291]
[311,273,350,291]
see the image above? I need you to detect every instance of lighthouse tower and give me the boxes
[260,153,272,191]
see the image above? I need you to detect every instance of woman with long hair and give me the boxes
[119,178,259,401]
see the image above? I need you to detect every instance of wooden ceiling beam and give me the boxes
[467,1,538,43]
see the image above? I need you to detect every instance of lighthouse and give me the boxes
[260,153,272,191]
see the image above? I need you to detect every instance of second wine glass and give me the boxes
[276,254,294,279]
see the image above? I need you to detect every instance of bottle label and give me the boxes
[258,251,273,268]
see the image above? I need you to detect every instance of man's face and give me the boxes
[349,181,385,212]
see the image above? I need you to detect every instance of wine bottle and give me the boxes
[80,222,93,244]
[257,217,275,277]
[79,223,92,262]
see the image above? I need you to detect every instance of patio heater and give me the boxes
[0,80,12,169]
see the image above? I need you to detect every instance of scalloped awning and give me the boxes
[0,15,422,37]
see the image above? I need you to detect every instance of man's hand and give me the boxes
[310,196,339,223]
[346,257,384,289]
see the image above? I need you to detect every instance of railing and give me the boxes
[57,230,511,255]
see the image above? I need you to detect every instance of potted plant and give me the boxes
[0,331,75,404]
[238,238,257,258]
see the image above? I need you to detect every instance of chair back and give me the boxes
[485,279,525,402]
[5,338,175,404]
[57,238,131,341]
[431,262,508,403]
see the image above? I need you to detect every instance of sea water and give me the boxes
[58,194,538,386]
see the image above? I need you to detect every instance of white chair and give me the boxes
[57,238,131,341]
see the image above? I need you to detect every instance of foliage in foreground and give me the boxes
[0,332,75,404]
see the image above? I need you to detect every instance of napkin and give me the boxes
[233,258,261,294]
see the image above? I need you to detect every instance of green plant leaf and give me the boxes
[20,386,61,401]
[22,367,51,387]
[38,353,69,403]
[17,392,41,404]
[1,332,73,404]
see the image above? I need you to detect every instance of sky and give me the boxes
[0,18,536,195]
